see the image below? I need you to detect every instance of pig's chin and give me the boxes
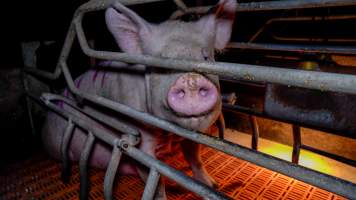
[171,113,218,133]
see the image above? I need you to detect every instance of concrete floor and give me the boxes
[224,129,356,183]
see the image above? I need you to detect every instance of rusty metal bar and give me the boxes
[142,168,161,200]
[249,115,259,150]
[292,125,302,164]
[104,142,122,200]
[79,132,95,200]
[61,119,75,183]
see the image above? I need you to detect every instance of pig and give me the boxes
[42,0,236,199]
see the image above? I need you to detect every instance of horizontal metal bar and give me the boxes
[142,168,161,200]
[301,145,356,167]
[223,103,356,140]
[59,57,356,199]
[272,35,356,43]
[227,42,356,55]
[235,0,356,12]
[249,14,356,43]
[73,14,356,95]
[39,95,230,200]
[42,93,140,137]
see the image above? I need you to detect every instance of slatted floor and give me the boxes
[0,147,347,200]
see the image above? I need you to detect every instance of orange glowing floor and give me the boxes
[0,145,346,200]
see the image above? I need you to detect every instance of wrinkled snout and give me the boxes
[167,73,219,116]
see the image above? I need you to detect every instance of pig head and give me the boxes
[105,0,235,132]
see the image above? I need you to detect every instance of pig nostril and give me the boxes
[199,88,209,97]
[177,89,185,99]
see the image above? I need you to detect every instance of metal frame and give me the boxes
[23,0,356,199]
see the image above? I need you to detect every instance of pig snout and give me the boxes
[167,73,218,116]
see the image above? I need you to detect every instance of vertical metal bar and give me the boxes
[217,114,225,139]
[104,141,122,200]
[249,115,259,150]
[141,168,161,200]
[292,125,301,164]
[22,75,36,136]
[79,132,95,200]
[60,118,75,183]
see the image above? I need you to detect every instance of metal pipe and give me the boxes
[292,125,301,164]
[59,58,356,198]
[227,42,356,55]
[301,145,356,167]
[74,16,356,95]
[235,0,356,12]
[223,103,356,140]
[22,74,36,136]
[104,142,122,200]
[79,132,95,200]
[142,168,161,200]
[122,145,230,200]
[61,119,75,183]
[272,35,356,43]
[249,14,356,43]
[41,93,356,199]
[249,115,259,150]
[42,93,140,137]
[40,96,230,200]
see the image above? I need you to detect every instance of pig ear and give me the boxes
[105,4,152,54]
[198,0,236,50]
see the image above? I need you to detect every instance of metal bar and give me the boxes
[104,141,122,200]
[227,42,356,55]
[122,145,230,200]
[223,103,356,140]
[79,132,95,200]
[41,93,356,199]
[73,15,356,95]
[61,119,75,183]
[235,0,356,12]
[217,114,225,139]
[249,14,356,43]
[273,35,356,43]
[142,168,161,200]
[40,96,230,200]
[301,145,356,167]
[249,115,259,150]
[42,93,140,137]
[59,58,356,198]
[292,125,301,164]
[22,75,36,136]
